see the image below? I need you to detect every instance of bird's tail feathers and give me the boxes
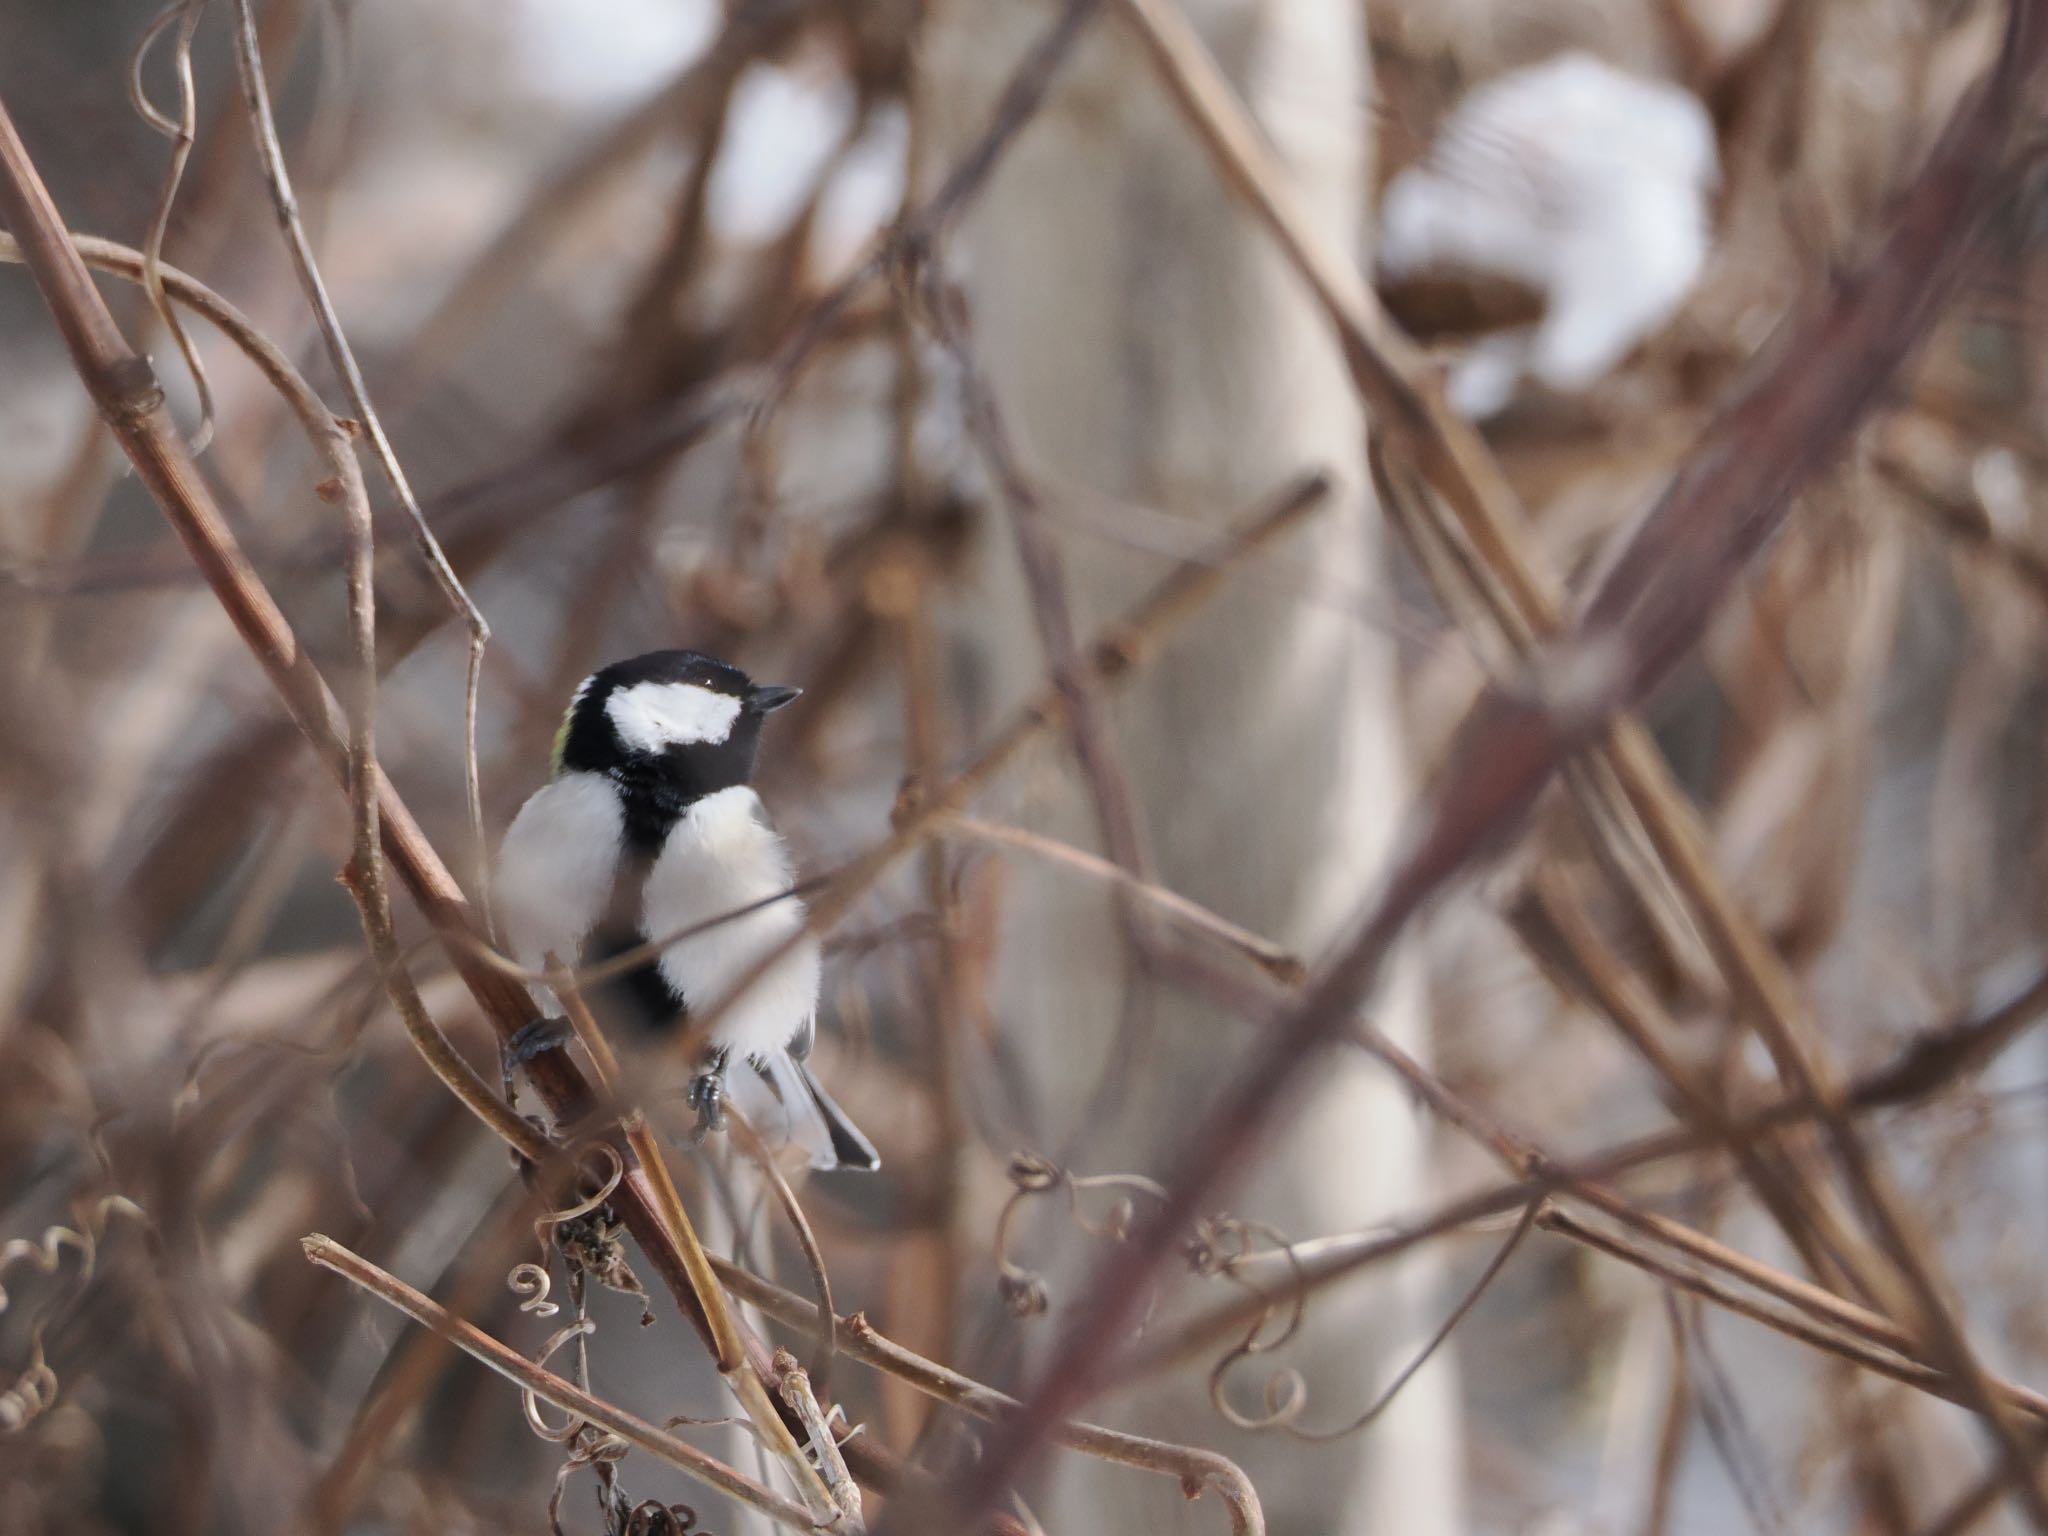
[746,1052,881,1173]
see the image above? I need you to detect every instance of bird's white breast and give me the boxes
[494,771,625,976]
[642,786,819,1062]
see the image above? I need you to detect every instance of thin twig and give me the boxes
[939,813,1304,984]
[227,0,493,919]
[713,1258,1265,1536]
[129,0,216,453]
[728,1109,839,1395]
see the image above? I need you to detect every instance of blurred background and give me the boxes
[2,0,2047,1532]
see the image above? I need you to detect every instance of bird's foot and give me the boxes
[685,1051,730,1144]
[505,1016,571,1066]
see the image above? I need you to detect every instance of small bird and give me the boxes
[494,649,879,1171]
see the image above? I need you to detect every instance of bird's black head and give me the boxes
[552,650,800,843]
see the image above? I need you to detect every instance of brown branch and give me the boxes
[728,1109,840,1395]
[130,0,216,453]
[301,1235,821,1531]
[1538,1207,2048,1424]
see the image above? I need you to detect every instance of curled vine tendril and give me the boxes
[522,1319,599,1442]
[509,1262,558,1318]
[0,1337,59,1434]
[0,1194,146,1435]
[532,1143,627,1254]
[1207,1200,1543,1441]
[992,1152,1168,1321]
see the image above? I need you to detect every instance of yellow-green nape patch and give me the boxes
[550,676,593,776]
[548,706,574,776]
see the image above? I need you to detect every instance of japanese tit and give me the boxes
[494,649,879,1172]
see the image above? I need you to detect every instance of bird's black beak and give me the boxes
[747,684,802,714]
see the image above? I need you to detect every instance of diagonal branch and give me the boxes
[302,1235,821,1531]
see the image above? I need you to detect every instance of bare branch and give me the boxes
[301,1234,822,1531]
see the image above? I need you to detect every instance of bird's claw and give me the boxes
[505,1015,570,1066]
[686,1054,729,1143]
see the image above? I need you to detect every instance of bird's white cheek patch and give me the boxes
[606,681,742,752]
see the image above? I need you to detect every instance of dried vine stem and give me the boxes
[1345,1006,2048,1429]
[0,1196,146,1321]
[0,228,549,1168]
[301,1235,820,1532]
[1138,933,2048,1438]
[0,1193,148,1433]
[129,0,216,453]
[226,0,493,914]
[1131,963,2048,1379]
[709,1258,1265,1536]
[1211,1200,1540,1443]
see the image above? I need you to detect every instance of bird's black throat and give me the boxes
[589,762,734,1039]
